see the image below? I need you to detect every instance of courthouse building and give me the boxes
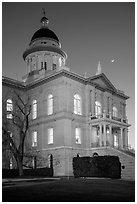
[2,14,135,180]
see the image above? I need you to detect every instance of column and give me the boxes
[109,94,113,118]
[107,97,109,115]
[27,58,31,73]
[109,125,113,147]
[103,123,107,146]
[36,55,38,70]
[89,90,92,115]
[124,128,128,149]
[120,102,122,119]
[99,124,102,147]
[120,127,123,149]
[103,109,106,118]
[89,124,92,148]
[25,58,28,74]
[91,89,95,116]
[123,103,126,119]
[30,57,32,72]
[101,92,104,116]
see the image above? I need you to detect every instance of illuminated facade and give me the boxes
[2,14,134,180]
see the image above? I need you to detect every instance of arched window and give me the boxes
[6,99,13,119]
[95,101,102,117]
[32,100,37,119]
[47,94,53,115]
[9,158,13,169]
[74,94,82,115]
[75,128,81,144]
[48,154,53,168]
[8,131,12,147]
[113,106,118,117]
[77,153,80,157]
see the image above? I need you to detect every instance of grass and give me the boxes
[2,178,135,202]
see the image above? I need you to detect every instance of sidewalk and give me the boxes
[2,177,61,183]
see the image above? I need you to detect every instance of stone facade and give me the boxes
[2,14,134,179]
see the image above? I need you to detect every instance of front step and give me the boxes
[89,147,135,180]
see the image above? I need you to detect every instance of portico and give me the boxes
[90,112,129,150]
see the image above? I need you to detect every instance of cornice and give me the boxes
[25,69,87,90]
[2,70,129,99]
[23,45,67,60]
[2,76,25,90]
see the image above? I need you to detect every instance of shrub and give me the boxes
[73,156,121,179]
[2,167,53,178]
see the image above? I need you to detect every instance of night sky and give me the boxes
[2,2,135,148]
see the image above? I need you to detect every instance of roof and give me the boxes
[2,71,129,99]
[31,27,59,42]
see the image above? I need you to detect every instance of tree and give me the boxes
[2,91,31,176]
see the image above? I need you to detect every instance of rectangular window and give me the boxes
[74,94,82,115]
[45,62,47,70]
[59,57,62,67]
[114,135,118,147]
[32,100,37,119]
[47,95,53,115]
[75,128,81,144]
[52,63,56,70]
[41,62,44,69]
[7,99,13,119]
[48,128,53,144]
[32,131,37,147]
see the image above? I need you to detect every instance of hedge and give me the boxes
[73,156,121,179]
[2,167,53,178]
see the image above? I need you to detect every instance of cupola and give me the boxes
[22,10,67,82]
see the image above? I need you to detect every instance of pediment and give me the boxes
[88,73,117,92]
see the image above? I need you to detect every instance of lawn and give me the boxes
[2,178,135,202]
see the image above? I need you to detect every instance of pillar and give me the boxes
[109,125,113,147]
[123,103,126,119]
[124,128,128,149]
[120,127,123,149]
[91,89,95,116]
[89,90,92,115]
[89,124,92,148]
[28,57,31,73]
[107,97,109,115]
[99,124,102,146]
[25,58,28,74]
[36,55,38,70]
[103,123,107,146]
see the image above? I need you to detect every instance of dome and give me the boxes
[31,27,59,42]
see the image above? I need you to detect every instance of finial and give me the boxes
[84,72,87,78]
[96,61,102,75]
[40,8,49,27]
[42,8,46,17]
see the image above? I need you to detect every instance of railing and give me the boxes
[91,141,110,148]
[112,116,121,122]
[90,142,123,149]
[123,119,127,123]
[90,114,103,120]
[90,113,127,123]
